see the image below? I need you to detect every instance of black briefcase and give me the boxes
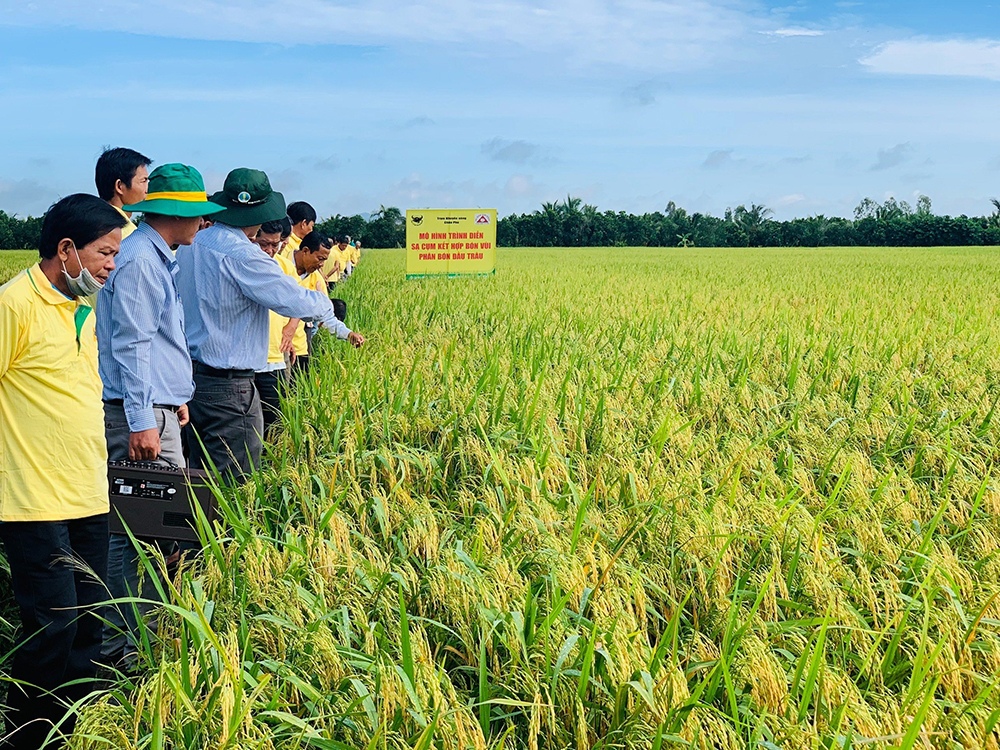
[108,460,216,542]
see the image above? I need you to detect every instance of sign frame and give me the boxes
[405,208,497,278]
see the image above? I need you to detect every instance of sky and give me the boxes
[0,0,999,220]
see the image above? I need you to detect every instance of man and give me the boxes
[95,147,152,240]
[281,201,316,259]
[96,164,224,668]
[253,219,299,433]
[289,231,331,373]
[337,235,354,278]
[320,234,345,287]
[0,194,126,749]
[176,169,364,479]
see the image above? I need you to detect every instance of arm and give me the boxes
[107,259,167,434]
[231,252,353,338]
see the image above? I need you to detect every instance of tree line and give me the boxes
[4,197,1000,250]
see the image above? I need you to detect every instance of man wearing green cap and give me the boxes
[177,167,364,480]
[96,163,224,668]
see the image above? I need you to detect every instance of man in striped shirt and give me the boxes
[177,168,363,480]
[96,163,224,668]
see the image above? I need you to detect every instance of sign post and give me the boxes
[406,209,497,278]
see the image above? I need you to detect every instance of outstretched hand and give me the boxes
[347,331,365,348]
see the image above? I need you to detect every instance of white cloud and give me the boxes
[861,38,1000,81]
[773,193,805,207]
[2,0,758,72]
[764,28,824,37]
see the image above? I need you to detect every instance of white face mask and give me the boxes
[61,243,104,297]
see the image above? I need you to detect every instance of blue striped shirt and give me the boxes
[96,221,194,432]
[175,223,350,371]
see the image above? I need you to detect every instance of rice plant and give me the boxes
[6,246,1000,748]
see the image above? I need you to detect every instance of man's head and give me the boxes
[295,231,330,275]
[337,235,349,252]
[208,168,286,237]
[123,163,225,247]
[39,194,128,294]
[255,220,284,257]
[95,147,152,209]
[287,201,316,239]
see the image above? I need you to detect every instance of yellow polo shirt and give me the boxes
[279,232,302,261]
[350,244,360,265]
[266,253,298,365]
[292,269,326,357]
[0,266,108,522]
[322,247,348,283]
[113,204,137,240]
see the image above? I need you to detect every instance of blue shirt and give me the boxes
[97,222,194,432]
[175,223,350,371]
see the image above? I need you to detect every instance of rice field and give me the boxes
[4,246,1000,748]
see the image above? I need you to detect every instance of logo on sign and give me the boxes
[411,215,423,225]
[475,213,490,224]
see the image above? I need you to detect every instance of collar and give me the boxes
[136,221,177,267]
[112,203,137,228]
[26,265,76,306]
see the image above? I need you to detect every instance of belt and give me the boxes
[193,361,255,379]
[103,400,180,413]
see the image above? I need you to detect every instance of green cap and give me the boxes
[123,163,225,218]
[207,168,286,227]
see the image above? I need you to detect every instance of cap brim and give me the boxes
[123,198,227,218]
[208,191,286,227]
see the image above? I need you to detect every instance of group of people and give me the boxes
[0,147,366,748]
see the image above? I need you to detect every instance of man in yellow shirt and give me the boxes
[320,234,347,286]
[0,194,126,748]
[253,219,299,433]
[280,201,316,259]
[95,146,152,240]
[291,231,331,373]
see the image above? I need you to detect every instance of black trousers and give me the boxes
[0,514,109,749]
[292,356,310,376]
[185,372,263,481]
[254,369,287,435]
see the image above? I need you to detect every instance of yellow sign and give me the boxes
[406,209,497,278]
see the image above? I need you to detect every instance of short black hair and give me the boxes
[300,230,325,253]
[319,234,335,249]
[279,216,292,239]
[39,194,128,260]
[331,298,347,323]
[95,147,152,201]
[258,219,284,236]
[287,201,317,225]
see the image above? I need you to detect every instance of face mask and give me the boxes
[61,243,104,297]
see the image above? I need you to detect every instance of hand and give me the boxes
[278,323,298,354]
[177,404,190,428]
[347,331,365,348]
[129,428,161,461]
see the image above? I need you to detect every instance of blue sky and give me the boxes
[1,0,999,220]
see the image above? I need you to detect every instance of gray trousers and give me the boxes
[102,403,184,667]
[185,373,263,481]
